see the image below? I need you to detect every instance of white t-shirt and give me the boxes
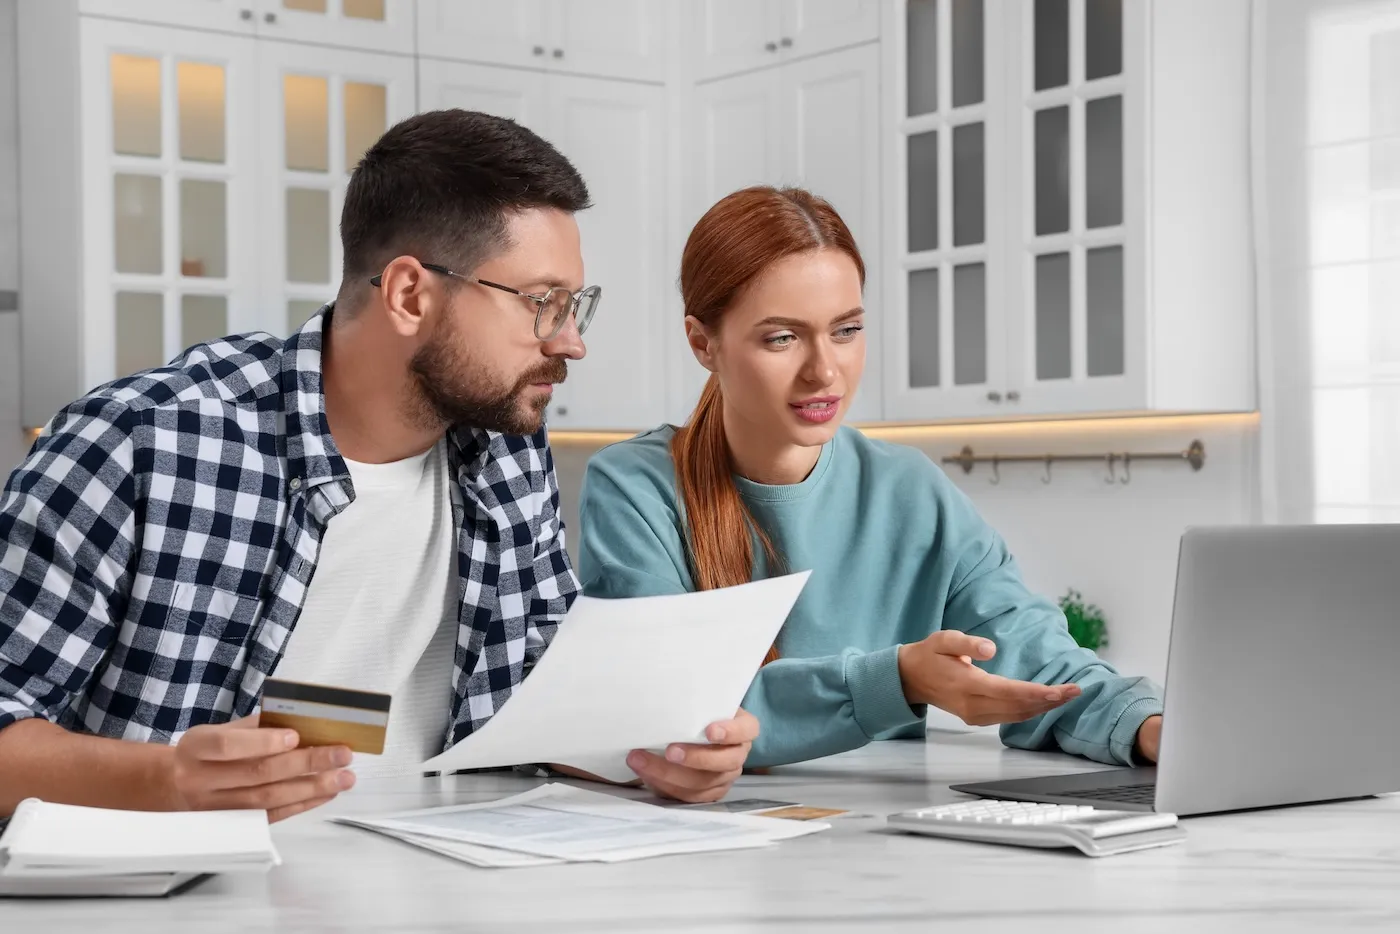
[274,440,458,778]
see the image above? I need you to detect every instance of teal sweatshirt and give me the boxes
[576,425,1163,769]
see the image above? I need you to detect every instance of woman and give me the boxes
[577,186,1163,770]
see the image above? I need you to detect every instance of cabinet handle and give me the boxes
[240,8,253,20]
[552,48,564,59]
[765,41,778,52]
[780,37,793,47]
[264,11,277,23]
[532,45,545,56]
[1006,391,1021,402]
[986,391,1003,403]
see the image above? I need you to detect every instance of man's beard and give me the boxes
[407,324,567,436]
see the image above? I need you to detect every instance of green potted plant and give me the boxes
[1059,589,1108,652]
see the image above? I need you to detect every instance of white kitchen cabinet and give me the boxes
[689,0,879,82]
[784,0,882,59]
[678,42,883,424]
[417,59,548,124]
[253,0,415,56]
[418,61,671,432]
[547,78,670,431]
[18,5,414,427]
[416,1,551,72]
[78,0,413,52]
[417,0,670,83]
[883,0,1255,423]
[67,17,261,405]
[79,0,258,35]
[255,39,416,333]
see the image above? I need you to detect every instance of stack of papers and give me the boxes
[333,784,830,867]
[421,572,811,782]
[0,798,280,897]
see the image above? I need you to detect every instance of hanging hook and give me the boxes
[1104,453,1117,484]
[1119,453,1132,485]
[989,456,1001,485]
[1041,455,1053,484]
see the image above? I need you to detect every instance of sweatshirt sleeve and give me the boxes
[936,477,1163,766]
[576,452,923,768]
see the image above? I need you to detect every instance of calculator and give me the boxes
[887,800,1186,857]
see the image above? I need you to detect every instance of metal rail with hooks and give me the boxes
[941,440,1206,485]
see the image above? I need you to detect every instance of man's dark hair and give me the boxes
[339,109,590,304]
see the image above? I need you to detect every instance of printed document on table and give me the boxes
[421,572,811,782]
[334,784,829,863]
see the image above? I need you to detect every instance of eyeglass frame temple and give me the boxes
[367,263,595,339]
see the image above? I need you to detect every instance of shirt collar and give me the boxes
[280,304,496,491]
[279,304,349,493]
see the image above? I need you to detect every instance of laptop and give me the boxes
[950,524,1400,816]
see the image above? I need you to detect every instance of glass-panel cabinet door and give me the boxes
[80,18,259,387]
[254,0,414,54]
[1007,0,1144,414]
[256,40,415,336]
[884,0,1007,421]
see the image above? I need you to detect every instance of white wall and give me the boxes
[552,415,1258,700]
[0,0,25,474]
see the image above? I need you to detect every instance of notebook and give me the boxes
[0,798,279,897]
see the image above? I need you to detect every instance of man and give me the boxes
[0,110,755,820]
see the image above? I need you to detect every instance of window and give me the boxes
[1307,4,1400,523]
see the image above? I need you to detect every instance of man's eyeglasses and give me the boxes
[370,262,602,341]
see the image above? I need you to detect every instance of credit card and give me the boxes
[259,678,392,755]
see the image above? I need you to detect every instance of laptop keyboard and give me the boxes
[1054,783,1158,805]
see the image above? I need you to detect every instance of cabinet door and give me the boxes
[256,39,416,336]
[883,0,1008,421]
[689,0,784,82]
[80,18,260,387]
[253,0,414,55]
[546,78,669,431]
[417,60,549,130]
[416,0,549,70]
[782,44,883,422]
[79,0,257,36]
[678,68,785,416]
[781,0,880,59]
[545,0,669,83]
[1003,0,1146,415]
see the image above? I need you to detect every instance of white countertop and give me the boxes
[8,731,1398,933]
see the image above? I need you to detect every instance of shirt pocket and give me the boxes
[168,581,261,647]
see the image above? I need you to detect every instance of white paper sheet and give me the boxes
[334,784,829,864]
[421,571,811,782]
[354,828,561,868]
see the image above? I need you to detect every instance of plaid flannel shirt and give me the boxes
[0,308,579,752]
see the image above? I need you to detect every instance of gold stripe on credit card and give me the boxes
[258,678,392,755]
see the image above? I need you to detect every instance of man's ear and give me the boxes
[685,316,718,373]
[376,256,436,338]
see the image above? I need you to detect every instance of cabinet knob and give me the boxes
[555,406,569,417]
[532,45,545,56]
[240,8,253,20]
[264,11,277,23]
[780,37,793,47]
[765,41,778,52]
[1006,390,1021,402]
[986,391,1003,403]
[552,48,564,59]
